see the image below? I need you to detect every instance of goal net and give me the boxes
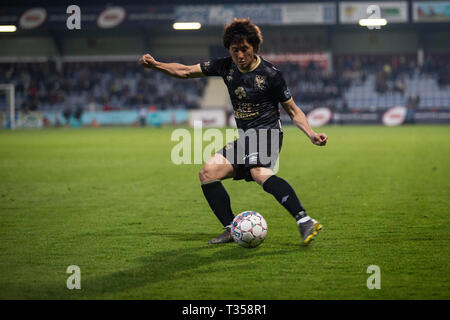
[0,84,15,130]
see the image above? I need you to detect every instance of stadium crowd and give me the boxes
[280,53,449,111]
[0,54,448,113]
[0,60,207,113]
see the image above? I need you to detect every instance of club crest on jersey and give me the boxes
[234,86,246,99]
[254,75,266,90]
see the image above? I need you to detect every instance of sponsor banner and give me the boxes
[17,112,43,128]
[340,1,408,23]
[282,3,336,24]
[19,8,47,29]
[0,5,174,30]
[175,3,336,26]
[382,106,407,126]
[42,110,188,126]
[189,109,226,128]
[176,4,282,25]
[96,6,126,29]
[413,109,450,123]
[332,111,380,124]
[413,1,450,23]
[307,107,332,127]
[24,109,450,128]
[313,108,450,125]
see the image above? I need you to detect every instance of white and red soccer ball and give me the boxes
[231,211,268,248]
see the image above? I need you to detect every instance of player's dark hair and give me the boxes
[222,18,263,53]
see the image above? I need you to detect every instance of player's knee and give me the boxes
[250,167,273,186]
[200,162,234,183]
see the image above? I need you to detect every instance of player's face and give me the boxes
[229,40,256,71]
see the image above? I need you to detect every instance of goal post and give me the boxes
[0,84,15,130]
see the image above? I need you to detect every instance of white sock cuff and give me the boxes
[297,216,311,224]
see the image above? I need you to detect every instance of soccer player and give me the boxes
[139,18,328,245]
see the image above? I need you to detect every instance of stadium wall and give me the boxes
[0,28,448,59]
[61,35,145,55]
[148,33,214,60]
[421,31,450,53]
[330,31,420,54]
[0,37,59,57]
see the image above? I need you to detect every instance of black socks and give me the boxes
[202,176,309,227]
[201,181,235,227]
[262,175,308,222]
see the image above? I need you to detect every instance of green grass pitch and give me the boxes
[0,125,449,299]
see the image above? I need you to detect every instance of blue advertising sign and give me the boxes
[175,3,336,26]
[413,1,450,22]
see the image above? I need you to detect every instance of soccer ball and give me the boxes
[231,211,268,248]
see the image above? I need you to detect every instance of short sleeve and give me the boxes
[272,70,292,103]
[200,57,229,77]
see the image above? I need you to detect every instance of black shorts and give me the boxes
[217,129,283,182]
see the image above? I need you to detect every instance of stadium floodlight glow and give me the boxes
[173,22,201,30]
[358,19,388,27]
[0,25,17,32]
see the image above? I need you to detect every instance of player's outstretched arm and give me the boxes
[281,98,328,146]
[138,53,204,79]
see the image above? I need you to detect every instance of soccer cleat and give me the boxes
[208,226,233,244]
[299,218,323,245]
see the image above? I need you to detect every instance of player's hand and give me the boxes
[139,54,157,68]
[310,132,328,146]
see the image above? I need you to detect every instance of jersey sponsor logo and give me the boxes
[234,102,259,120]
[382,106,407,126]
[234,110,259,120]
[234,86,246,100]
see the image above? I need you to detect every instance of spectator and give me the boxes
[394,78,405,94]
[62,103,72,125]
[139,106,147,126]
[74,105,83,122]
[87,95,98,112]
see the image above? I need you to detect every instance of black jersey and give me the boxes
[200,56,292,131]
